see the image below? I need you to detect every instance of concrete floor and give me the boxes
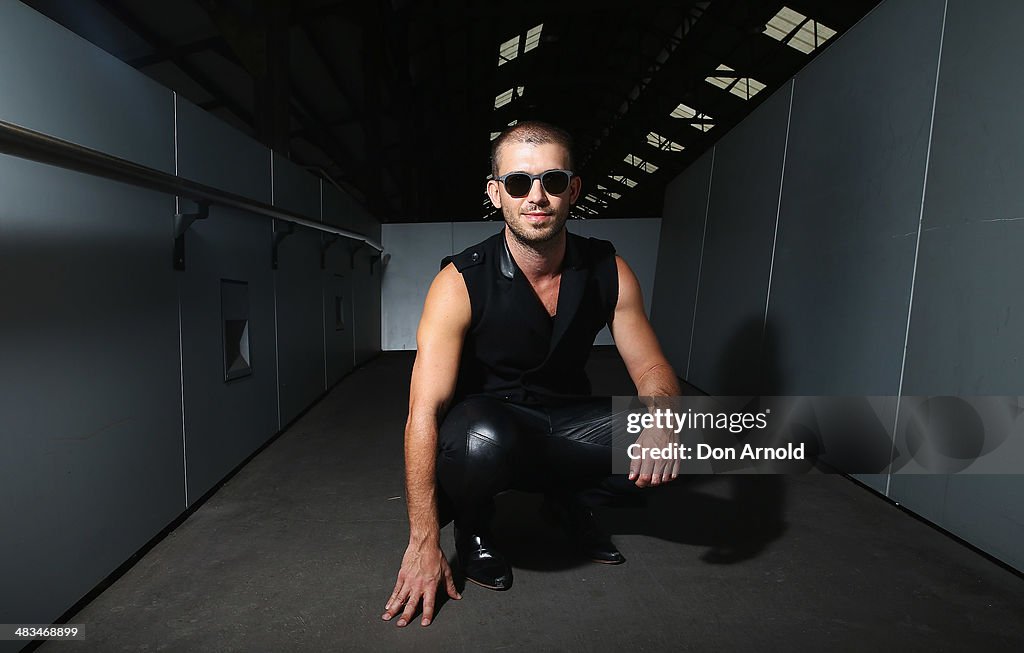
[45,350,1024,652]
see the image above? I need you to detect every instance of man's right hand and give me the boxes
[382,542,461,627]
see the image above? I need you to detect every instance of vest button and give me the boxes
[471,252,480,262]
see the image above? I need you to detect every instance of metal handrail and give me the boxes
[0,119,383,252]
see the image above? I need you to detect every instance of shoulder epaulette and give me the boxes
[440,247,486,272]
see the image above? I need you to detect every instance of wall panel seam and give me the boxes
[762,81,795,360]
[172,92,189,507]
[685,147,715,379]
[886,0,949,497]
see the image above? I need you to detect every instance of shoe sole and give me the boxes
[464,575,513,591]
[589,556,626,565]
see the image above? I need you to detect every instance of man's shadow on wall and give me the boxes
[487,318,789,571]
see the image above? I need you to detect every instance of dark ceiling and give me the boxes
[22,0,879,223]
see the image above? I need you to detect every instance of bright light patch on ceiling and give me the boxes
[610,175,638,188]
[705,64,766,100]
[524,24,543,52]
[624,154,658,174]
[498,35,520,66]
[646,131,685,152]
[498,24,543,67]
[494,87,524,109]
[670,103,714,132]
[764,7,836,54]
[490,132,501,141]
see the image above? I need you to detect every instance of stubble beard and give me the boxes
[502,205,569,250]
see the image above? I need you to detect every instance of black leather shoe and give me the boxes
[455,527,513,591]
[548,498,626,565]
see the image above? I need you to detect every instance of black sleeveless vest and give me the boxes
[440,228,618,404]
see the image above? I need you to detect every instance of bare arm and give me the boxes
[382,263,470,627]
[608,256,682,486]
[609,256,680,397]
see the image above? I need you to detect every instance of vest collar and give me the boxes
[498,227,586,280]
[499,232,516,279]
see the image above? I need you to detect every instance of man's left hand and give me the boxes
[628,425,681,487]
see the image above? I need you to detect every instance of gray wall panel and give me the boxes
[890,475,1024,569]
[381,223,453,350]
[573,219,662,346]
[178,208,278,504]
[323,182,382,243]
[687,85,791,395]
[901,0,1024,397]
[275,227,327,425]
[892,0,1024,571]
[452,222,503,252]
[651,151,714,377]
[175,96,271,203]
[352,247,382,365]
[272,153,320,220]
[324,238,357,383]
[0,160,182,627]
[0,1,173,172]
[764,0,944,396]
[0,2,394,632]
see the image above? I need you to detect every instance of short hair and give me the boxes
[490,121,575,177]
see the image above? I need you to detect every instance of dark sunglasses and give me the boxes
[495,169,575,197]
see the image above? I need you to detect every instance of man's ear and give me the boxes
[569,174,582,205]
[486,180,502,208]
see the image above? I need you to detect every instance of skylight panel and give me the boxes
[705,64,766,100]
[624,154,658,174]
[524,24,543,52]
[498,25,544,66]
[670,103,714,132]
[764,7,806,42]
[494,87,524,109]
[705,63,736,90]
[490,131,501,141]
[609,175,638,189]
[764,7,836,54]
[729,76,766,100]
[790,19,836,54]
[646,131,685,152]
[498,35,520,66]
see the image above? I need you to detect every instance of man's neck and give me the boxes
[504,228,566,280]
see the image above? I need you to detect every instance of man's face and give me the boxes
[486,141,582,246]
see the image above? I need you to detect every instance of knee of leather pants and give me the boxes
[437,397,527,511]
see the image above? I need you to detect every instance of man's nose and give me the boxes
[526,178,549,205]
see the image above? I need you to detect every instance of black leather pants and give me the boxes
[436,395,636,527]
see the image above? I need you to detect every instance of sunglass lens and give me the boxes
[503,173,532,196]
[542,171,570,194]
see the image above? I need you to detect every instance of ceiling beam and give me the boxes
[94,0,255,127]
[125,35,222,68]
